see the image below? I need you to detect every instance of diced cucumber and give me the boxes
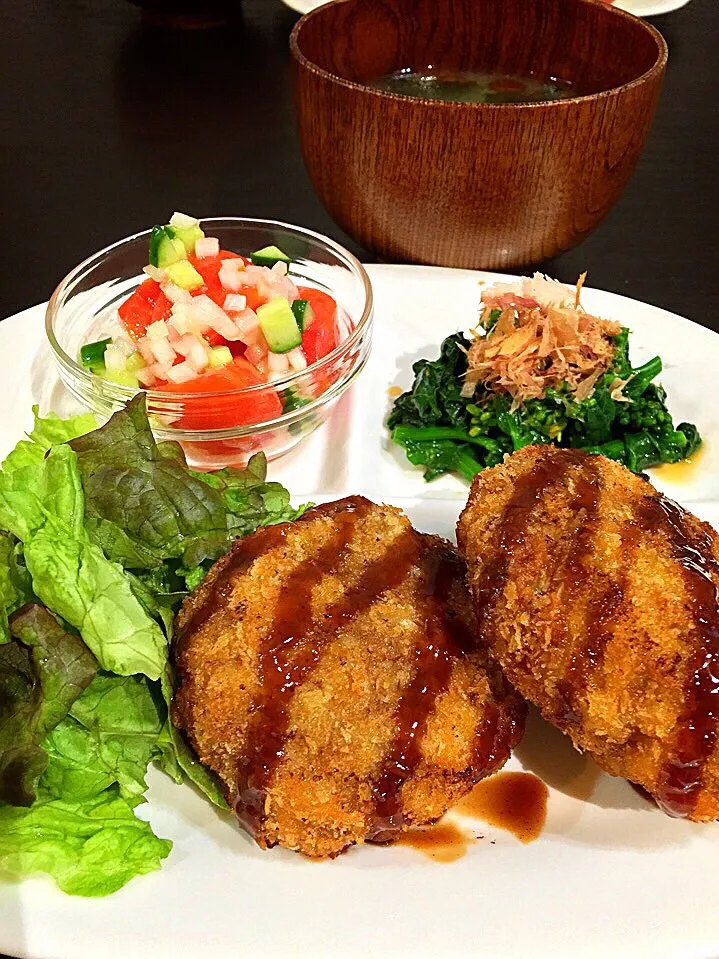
[257,297,302,354]
[250,245,291,268]
[125,351,146,374]
[103,366,139,388]
[149,225,186,269]
[80,338,111,369]
[173,224,204,254]
[208,345,233,369]
[169,211,200,229]
[291,299,314,333]
[164,259,204,291]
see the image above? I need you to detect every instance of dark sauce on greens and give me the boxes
[370,68,575,104]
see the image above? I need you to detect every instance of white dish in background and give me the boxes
[1,263,718,959]
[282,0,692,17]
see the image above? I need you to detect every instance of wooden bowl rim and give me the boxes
[289,0,668,110]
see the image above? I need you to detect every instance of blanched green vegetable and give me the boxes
[388,330,702,481]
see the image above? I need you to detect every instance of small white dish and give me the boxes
[282,0,692,17]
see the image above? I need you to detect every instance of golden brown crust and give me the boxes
[172,496,524,857]
[457,446,719,822]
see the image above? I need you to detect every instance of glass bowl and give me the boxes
[46,218,373,470]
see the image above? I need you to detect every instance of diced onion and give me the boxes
[236,307,259,330]
[173,333,196,357]
[169,211,200,229]
[103,344,125,372]
[186,340,210,372]
[143,265,167,283]
[137,337,155,364]
[223,293,247,313]
[194,236,220,259]
[162,282,192,305]
[190,294,242,341]
[113,334,136,359]
[166,361,198,384]
[267,351,289,374]
[169,307,197,337]
[268,371,287,383]
[150,362,172,381]
[146,320,169,341]
[286,346,308,372]
[136,367,158,388]
[152,337,177,366]
[245,343,267,368]
[271,261,289,276]
[218,260,246,293]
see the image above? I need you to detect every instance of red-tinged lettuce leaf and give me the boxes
[69,395,232,568]
[0,788,172,897]
[0,605,97,806]
[70,395,309,571]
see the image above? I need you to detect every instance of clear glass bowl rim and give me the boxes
[45,217,374,435]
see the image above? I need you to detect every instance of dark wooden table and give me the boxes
[0,2,716,956]
[0,0,717,329]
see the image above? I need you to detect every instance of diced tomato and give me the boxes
[188,251,260,306]
[180,436,265,471]
[157,357,282,430]
[118,278,162,341]
[187,250,264,342]
[150,290,173,324]
[296,286,341,364]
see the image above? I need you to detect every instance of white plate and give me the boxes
[1,264,719,959]
[283,0,691,18]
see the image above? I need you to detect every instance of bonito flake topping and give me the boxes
[464,273,622,407]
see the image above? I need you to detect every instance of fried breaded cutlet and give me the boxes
[172,496,524,858]
[457,445,719,822]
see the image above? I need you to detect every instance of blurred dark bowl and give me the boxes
[122,0,238,29]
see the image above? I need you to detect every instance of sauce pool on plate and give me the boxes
[455,771,548,843]
[652,444,705,484]
[397,821,471,862]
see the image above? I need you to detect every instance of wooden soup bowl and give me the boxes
[290,0,667,270]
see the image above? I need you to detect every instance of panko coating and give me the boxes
[172,496,524,858]
[457,445,719,821]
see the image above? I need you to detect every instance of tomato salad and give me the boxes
[79,213,344,431]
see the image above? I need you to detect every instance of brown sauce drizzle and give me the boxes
[637,495,719,818]
[234,498,372,836]
[234,498,452,841]
[472,449,583,635]
[470,701,524,782]
[456,771,548,843]
[548,463,604,725]
[368,547,476,842]
[397,820,471,863]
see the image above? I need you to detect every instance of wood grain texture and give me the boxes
[290,0,667,269]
